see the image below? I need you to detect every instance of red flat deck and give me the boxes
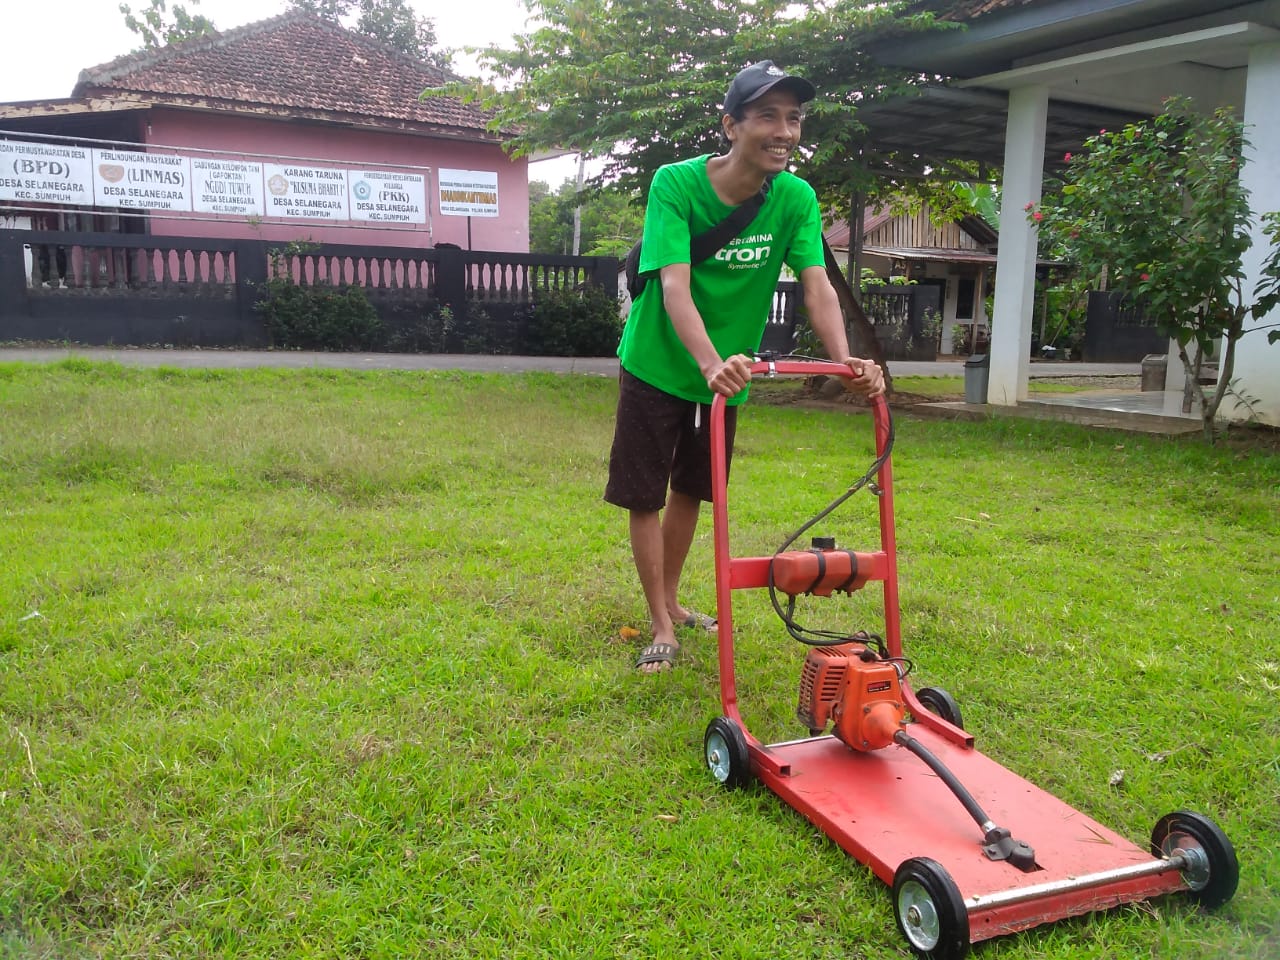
[752,728,1187,943]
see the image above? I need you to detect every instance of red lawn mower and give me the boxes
[701,359,1238,958]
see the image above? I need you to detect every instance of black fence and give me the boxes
[760,281,802,354]
[0,229,618,349]
[755,282,942,361]
[1083,291,1167,362]
[862,285,942,360]
[1,228,950,359]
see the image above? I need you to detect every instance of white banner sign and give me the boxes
[349,170,426,224]
[191,158,265,217]
[0,139,94,206]
[438,168,498,218]
[263,163,349,220]
[2,138,427,228]
[91,148,192,211]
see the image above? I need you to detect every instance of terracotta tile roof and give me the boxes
[72,11,501,139]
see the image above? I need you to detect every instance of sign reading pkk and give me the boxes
[263,163,350,220]
[191,158,266,217]
[437,169,499,218]
[349,170,426,224]
[0,139,94,206]
[91,149,192,211]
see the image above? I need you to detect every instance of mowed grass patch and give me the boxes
[0,360,1277,959]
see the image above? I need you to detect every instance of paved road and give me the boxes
[0,346,1141,379]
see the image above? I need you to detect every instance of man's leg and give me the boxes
[661,488,708,629]
[630,508,678,673]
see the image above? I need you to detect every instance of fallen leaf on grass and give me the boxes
[656,814,679,823]
[619,626,642,640]
[1144,743,1210,763]
[1108,769,1125,787]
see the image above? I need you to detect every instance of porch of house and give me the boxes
[910,361,1205,436]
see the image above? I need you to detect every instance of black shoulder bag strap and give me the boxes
[689,177,771,264]
[627,176,772,298]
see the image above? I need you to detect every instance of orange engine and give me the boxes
[796,642,904,751]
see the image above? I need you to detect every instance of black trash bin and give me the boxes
[964,353,990,404]
[1140,354,1167,392]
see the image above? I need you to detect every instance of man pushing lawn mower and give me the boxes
[604,61,885,674]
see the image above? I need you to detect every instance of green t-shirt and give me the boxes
[617,154,826,404]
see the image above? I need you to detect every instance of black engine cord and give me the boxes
[763,353,901,660]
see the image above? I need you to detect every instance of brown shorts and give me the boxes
[604,368,738,512]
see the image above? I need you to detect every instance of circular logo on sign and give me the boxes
[353,180,372,201]
[267,174,290,196]
[98,164,125,183]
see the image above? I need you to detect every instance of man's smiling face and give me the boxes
[724,88,804,175]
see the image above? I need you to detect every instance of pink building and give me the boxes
[0,11,528,251]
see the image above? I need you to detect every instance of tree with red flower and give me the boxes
[1028,97,1280,441]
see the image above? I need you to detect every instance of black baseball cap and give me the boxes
[723,60,816,116]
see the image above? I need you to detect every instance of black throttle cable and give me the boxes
[763,354,901,662]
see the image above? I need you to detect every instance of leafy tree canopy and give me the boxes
[119,0,215,50]
[427,0,963,212]
[529,177,644,257]
[287,0,452,68]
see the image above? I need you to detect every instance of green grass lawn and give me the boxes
[1,361,1276,959]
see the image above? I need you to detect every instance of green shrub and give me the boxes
[520,285,623,357]
[380,302,456,353]
[256,279,384,351]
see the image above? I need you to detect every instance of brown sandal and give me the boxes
[635,642,679,670]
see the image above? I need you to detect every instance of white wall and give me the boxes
[1227,42,1280,426]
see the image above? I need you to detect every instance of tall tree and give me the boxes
[119,0,215,50]
[287,0,452,68]
[530,177,644,257]
[1030,98,1280,441]
[120,0,450,66]
[429,0,950,206]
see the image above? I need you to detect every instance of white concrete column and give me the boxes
[989,85,1049,405]
[1227,42,1280,427]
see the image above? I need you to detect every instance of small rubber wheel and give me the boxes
[1151,810,1239,910]
[703,716,751,790]
[893,857,970,959]
[916,686,964,730]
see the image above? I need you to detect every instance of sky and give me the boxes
[0,0,583,184]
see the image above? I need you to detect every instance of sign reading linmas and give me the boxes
[350,170,426,224]
[264,163,350,220]
[92,149,191,211]
[0,139,94,206]
[438,169,498,218]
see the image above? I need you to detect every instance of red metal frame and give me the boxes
[707,360,1188,946]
